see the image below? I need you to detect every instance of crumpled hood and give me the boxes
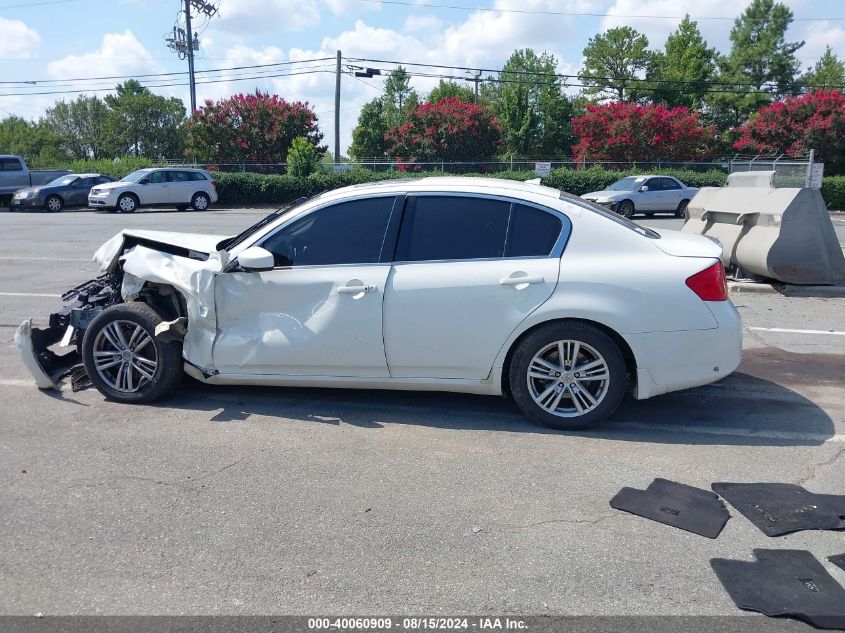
[93,230,230,272]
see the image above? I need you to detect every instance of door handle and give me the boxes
[337,285,375,294]
[499,276,545,286]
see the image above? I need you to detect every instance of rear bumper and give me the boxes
[629,302,743,399]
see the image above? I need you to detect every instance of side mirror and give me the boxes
[639,185,649,192]
[139,178,150,185]
[237,246,274,272]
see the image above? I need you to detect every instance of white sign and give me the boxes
[807,162,824,189]
[534,162,551,177]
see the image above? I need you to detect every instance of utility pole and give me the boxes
[334,50,342,163]
[472,70,482,103]
[184,0,196,113]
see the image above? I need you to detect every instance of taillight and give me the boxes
[685,261,728,301]
[211,179,217,189]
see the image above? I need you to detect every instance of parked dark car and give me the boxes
[11,173,116,212]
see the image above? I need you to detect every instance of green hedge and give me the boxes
[543,167,728,195]
[63,156,156,179]
[821,176,845,210]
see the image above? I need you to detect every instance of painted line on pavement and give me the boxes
[0,256,90,262]
[0,379,38,387]
[617,422,844,443]
[0,292,61,298]
[748,326,845,336]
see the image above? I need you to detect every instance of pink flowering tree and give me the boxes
[572,102,715,164]
[385,97,503,164]
[186,91,325,163]
[733,90,845,174]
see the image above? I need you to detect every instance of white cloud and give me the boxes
[47,30,161,81]
[403,14,444,31]
[798,21,845,73]
[0,18,40,60]
[216,0,321,32]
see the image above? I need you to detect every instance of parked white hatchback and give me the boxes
[17,177,741,430]
[88,167,218,213]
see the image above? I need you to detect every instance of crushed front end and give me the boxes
[15,272,123,390]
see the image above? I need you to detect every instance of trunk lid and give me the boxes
[651,228,722,258]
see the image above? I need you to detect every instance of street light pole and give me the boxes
[184,0,196,113]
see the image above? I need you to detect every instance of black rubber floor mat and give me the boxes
[829,553,845,572]
[712,482,845,536]
[609,478,730,538]
[712,549,845,630]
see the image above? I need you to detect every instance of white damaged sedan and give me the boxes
[16,177,741,430]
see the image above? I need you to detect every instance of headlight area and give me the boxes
[18,272,123,390]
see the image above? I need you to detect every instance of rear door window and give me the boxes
[395,196,510,262]
[660,177,682,190]
[644,178,662,191]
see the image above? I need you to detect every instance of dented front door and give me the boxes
[211,266,391,376]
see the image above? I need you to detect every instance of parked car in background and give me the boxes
[88,167,218,213]
[0,155,71,200]
[18,177,741,431]
[11,173,116,212]
[581,175,699,218]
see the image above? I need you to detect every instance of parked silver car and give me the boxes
[581,175,698,218]
[88,168,218,213]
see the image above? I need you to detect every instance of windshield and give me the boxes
[607,177,646,192]
[219,197,311,251]
[48,175,78,186]
[560,192,660,239]
[123,169,151,183]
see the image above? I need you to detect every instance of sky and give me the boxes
[0,0,843,156]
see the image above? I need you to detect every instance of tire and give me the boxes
[617,199,635,218]
[82,302,183,404]
[45,195,63,213]
[509,321,627,430]
[191,192,210,211]
[675,199,689,219]
[117,193,138,213]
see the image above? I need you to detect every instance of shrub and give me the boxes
[63,156,156,179]
[821,176,845,210]
[287,136,320,178]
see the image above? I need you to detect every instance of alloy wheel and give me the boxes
[526,339,610,418]
[92,320,158,393]
[46,196,62,212]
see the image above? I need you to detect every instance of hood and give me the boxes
[16,185,50,195]
[651,228,723,258]
[91,181,131,191]
[93,229,231,272]
[582,190,625,200]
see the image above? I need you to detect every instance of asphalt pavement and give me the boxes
[0,208,843,623]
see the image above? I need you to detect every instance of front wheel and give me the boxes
[191,192,210,211]
[617,199,635,218]
[676,199,689,219]
[45,195,63,212]
[509,322,627,430]
[117,193,138,213]
[82,302,183,404]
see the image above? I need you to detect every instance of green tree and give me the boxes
[382,66,419,127]
[103,80,186,158]
[287,136,320,177]
[43,95,110,159]
[579,27,651,101]
[803,46,845,88]
[349,99,390,159]
[0,116,68,166]
[491,49,575,156]
[705,0,804,130]
[427,80,475,103]
[647,16,717,109]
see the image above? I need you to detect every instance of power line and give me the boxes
[358,0,845,21]
[0,0,77,9]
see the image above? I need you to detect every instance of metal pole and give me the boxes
[184,0,196,113]
[805,149,815,188]
[334,50,342,163]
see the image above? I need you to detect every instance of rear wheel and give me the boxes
[676,199,689,219]
[191,192,210,211]
[82,302,183,404]
[117,193,138,213]
[509,322,627,430]
[45,195,63,212]
[617,199,635,218]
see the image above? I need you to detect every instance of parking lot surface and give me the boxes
[1,208,844,620]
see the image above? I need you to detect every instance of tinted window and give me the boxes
[147,170,167,184]
[96,176,112,184]
[505,205,562,257]
[660,177,681,190]
[644,178,662,191]
[190,171,208,181]
[396,196,510,262]
[78,177,95,187]
[168,171,190,182]
[1,158,23,171]
[260,196,396,267]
